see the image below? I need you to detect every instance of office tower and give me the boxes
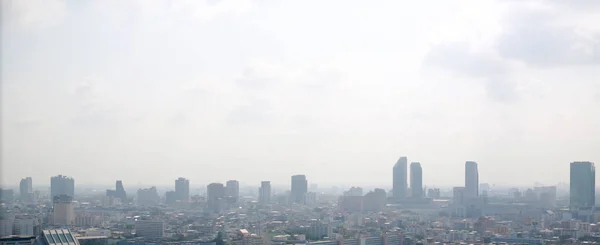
[570,161,595,209]
[465,161,479,199]
[259,181,271,205]
[207,183,225,212]
[175,177,190,202]
[453,187,465,205]
[291,175,308,204]
[50,175,75,200]
[136,187,159,206]
[52,195,75,226]
[226,180,240,204]
[393,157,408,201]
[115,180,127,201]
[135,219,165,239]
[410,162,423,198]
[13,218,36,236]
[363,188,387,212]
[20,177,34,203]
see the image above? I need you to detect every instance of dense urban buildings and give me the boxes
[2,158,600,245]
[393,157,408,201]
[570,161,596,209]
[291,175,308,204]
[410,162,423,199]
[50,175,74,200]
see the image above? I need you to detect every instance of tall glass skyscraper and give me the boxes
[291,175,308,204]
[570,161,595,209]
[51,175,75,200]
[393,157,408,201]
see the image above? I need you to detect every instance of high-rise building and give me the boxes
[570,161,595,209]
[393,157,408,201]
[136,187,159,206]
[410,162,423,198]
[344,187,363,196]
[259,181,271,205]
[52,195,75,226]
[51,175,75,200]
[175,177,190,202]
[226,180,240,204]
[20,177,34,203]
[0,189,14,203]
[465,161,479,199]
[207,183,225,212]
[115,180,127,201]
[291,175,308,204]
[453,187,465,205]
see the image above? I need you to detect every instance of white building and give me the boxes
[13,218,35,236]
[52,195,75,226]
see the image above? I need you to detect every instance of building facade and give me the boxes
[393,157,408,201]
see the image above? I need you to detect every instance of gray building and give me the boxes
[393,157,408,201]
[291,175,308,204]
[175,177,190,202]
[465,161,479,199]
[207,183,225,212]
[51,175,75,200]
[410,162,423,198]
[226,180,239,204]
[570,161,595,209]
[20,177,33,203]
[259,181,271,205]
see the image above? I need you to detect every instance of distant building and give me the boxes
[207,183,225,213]
[453,187,465,205]
[291,175,308,204]
[258,181,271,205]
[226,180,240,204]
[175,177,190,202]
[465,161,479,199]
[13,218,37,236]
[427,188,441,199]
[19,177,34,203]
[165,191,177,205]
[0,189,13,204]
[52,195,75,227]
[136,187,159,206]
[410,162,423,198]
[51,175,75,200]
[570,161,595,209]
[363,188,386,212]
[534,186,557,207]
[115,180,127,201]
[393,157,408,201]
[338,196,363,213]
[134,220,164,239]
[344,187,363,196]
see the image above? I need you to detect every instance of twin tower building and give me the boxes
[392,157,479,201]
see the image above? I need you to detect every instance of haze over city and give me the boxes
[2,0,600,187]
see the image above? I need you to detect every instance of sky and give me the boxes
[2,0,600,189]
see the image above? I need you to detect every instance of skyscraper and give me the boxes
[226,180,240,204]
[50,175,75,200]
[259,181,271,205]
[570,161,595,209]
[175,177,190,202]
[410,162,423,198]
[207,183,225,212]
[291,175,308,204]
[393,157,408,201]
[52,195,75,226]
[465,161,479,199]
[19,177,33,203]
[115,180,127,201]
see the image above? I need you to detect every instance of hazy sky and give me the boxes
[2,0,599,188]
